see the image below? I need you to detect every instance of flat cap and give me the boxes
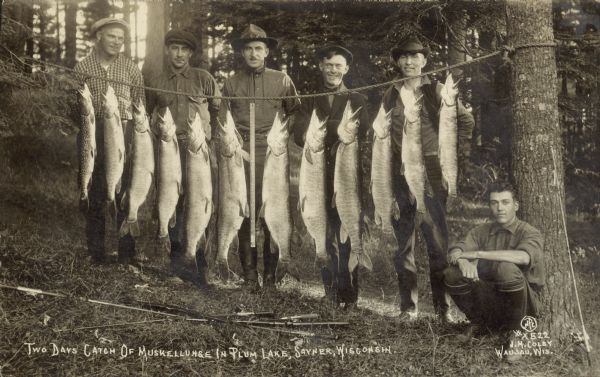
[90,17,130,38]
[165,29,197,50]
[316,45,353,65]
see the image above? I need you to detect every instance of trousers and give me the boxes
[83,118,135,261]
[391,155,450,314]
[444,261,539,330]
[237,135,278,284]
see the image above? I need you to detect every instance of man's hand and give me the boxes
[457,259,479,281]
[448,249,462,265]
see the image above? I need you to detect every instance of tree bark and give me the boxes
[123,0,132,58]
[55,1,62,63]
[39,5,47,62]
[506,0,574,340]
[64,1,77,68]
[141,1,168,79]
[24,3,34,72]
[447,8,468,79]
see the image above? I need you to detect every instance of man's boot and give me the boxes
[321,267,338,306]
[262,232,278,290]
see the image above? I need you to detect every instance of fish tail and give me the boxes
[119,220,140,238]
[79,196,89,213]
[119,191,128,211]
[275,260,288,283]
[374,211,383,227]
[156,235,171,255]
[415,208,432,226]
[358,252,373,272]
[391,200,401,221]
[215,259,230,282]
[107,200,117,224]
[348,252,358,274]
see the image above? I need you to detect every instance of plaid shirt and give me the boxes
[74,48,145,120]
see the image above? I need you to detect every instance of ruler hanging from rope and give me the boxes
[249,102,256,247]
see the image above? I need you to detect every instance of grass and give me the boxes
[0,131,598,377]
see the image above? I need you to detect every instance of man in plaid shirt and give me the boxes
[75,17,145,265]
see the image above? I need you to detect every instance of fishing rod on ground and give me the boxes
[0,284,346,337]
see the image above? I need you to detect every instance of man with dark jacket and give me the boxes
[381,36,474,322]
[145,29,221,286]
[293,45,370,308]
[220,24,300,291]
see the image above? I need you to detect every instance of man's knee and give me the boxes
[443,266,471,295]
[493,262,526,292]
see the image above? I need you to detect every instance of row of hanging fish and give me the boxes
[215,109,294,283]
[77,73,461,280]
[77,85,213,277]
[298,102,372,275]
[369,73,460,229]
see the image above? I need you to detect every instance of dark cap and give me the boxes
[165,29,197,50]
[231,24,278,51]
[390,35,430,61]
[316,45,353,65]
[90,17,130,38]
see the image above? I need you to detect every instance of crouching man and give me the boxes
[443,181,545,362]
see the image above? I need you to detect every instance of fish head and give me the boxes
[188,112,207,153]
[267,112,289,156]
[441,73,459,106]
[400,88,422,124]
[102,85,121,119]
[337,101,361,144]
[217,110,241,157]
[77,83,95,117]
[132,99,149,132]
[306,109,327,153]
[372,103,392,139]
[156,107,176,140]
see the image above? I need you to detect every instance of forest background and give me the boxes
[0,1,599,376]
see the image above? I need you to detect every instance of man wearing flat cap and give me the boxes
[379,35,474,323]
[145,29,221,286]
[293,45,370,309]
[220,24,300,292]
[75,17,145,265]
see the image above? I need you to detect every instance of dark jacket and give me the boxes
[220,66,300,137]
[292,82,369,150]
[145,64,220,140]
[292,82,370,202]
[381,76,474,162]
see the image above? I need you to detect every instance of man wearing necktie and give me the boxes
[293,45,370,309]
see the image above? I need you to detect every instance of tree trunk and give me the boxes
[123,0,132,58]
[447,8,468,79]
[55,1,62,63]
[24,3,34,66]
[64,1,77,68]
[39,5,47,62]
[141,1,168,79]
[506,0,574,340]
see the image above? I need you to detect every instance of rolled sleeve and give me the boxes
[451,229,479,253]
[515,225,544,270]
